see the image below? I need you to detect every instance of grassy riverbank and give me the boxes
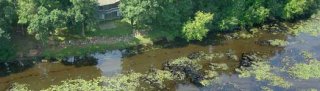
[40,20,169,58]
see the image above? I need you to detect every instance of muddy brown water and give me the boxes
[0,29,319,90]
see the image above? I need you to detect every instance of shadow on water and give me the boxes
[61,56,98,67]
[0,54,100,77]
[0,59,37,77]
[0,55,102,90]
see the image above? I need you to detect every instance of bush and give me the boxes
[0,38,15,62]
[182,11,214,41]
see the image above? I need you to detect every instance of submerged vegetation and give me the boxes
[237,61,292,88]
[289,11,320,36]
[289,51,320,80]
[14,73,144,91]
[289,60,320,80]
[268,39,289,47]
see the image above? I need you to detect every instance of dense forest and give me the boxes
[1,0,320,90]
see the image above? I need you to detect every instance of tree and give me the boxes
[17,0,99,40]
[182,11,214,41]
[283,0,317,19]
[17,0,37,24]
[149,0,194,32]
[69,0,98,36]
[0,0,17,32]
[0,37,15,62]
[119,0,158,28]
[0,0,17,62]
[26,6,54,41]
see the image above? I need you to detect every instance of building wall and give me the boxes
[98,2,121,20]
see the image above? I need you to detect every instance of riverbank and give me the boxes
[11,20,172,61]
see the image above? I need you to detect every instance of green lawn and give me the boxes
[87,20,132,37]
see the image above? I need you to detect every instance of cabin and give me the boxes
[98,0,121,20]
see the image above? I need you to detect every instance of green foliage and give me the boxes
[9,83,31,91]
[168,57,202,70]
[119,0,158,28]
[120,0,194,39]
[201,63,229,86]
[226,30,255,39]
[43,79,103,91]
[42,73,143,91]
[144,69,175,89]
[203,53,225,60]
[88,20,132,37]
[301,51,314,59]
[69,0,98,36]
[134,34,153,45]
[182,11,214,41]
[0,0,16,37]
[0,0,17,31]
[149,0,194,31]
[17,0,37,24]
[289,11,320,36]
[261,86,273,91]
[196,0,271,30]
[283,0,316,19]
[0,38,16,61]
[17,0,98,40]
[100,73,143,91]
[237,62,292,88]
[0,29,4,38]
[268,39,289,47]
[0,0,16,62]
[289,52,320,80]
[289,60,320,80]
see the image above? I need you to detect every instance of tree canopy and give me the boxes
[182,11,214,41]
[17,0,98,40]
[0,0,16,62]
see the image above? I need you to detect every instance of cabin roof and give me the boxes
[98,0,120,6]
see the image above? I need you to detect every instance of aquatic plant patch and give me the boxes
[236,62,292,88]
[289,60,320,80]
[268,39,289,47]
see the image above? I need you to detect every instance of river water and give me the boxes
[1,22,320,90]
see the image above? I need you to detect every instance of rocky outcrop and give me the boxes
[163,57,204,86]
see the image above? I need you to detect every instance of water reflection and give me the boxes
[0,60,35,77]
[93,50,123,76]
[62,56,98,67]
